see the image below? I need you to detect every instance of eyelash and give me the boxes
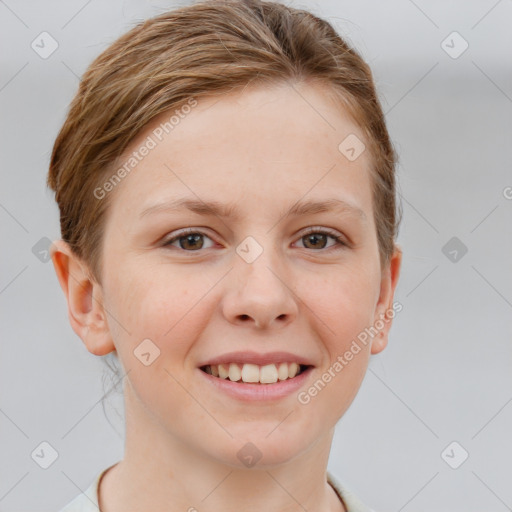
[162,227,348,252]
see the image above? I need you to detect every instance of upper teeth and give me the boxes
[204,362,302,384]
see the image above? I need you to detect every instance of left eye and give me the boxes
[162,228,346,252]
[294,229,346,250]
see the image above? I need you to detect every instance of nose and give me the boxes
[221,247,299,330]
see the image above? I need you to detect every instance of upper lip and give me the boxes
[198,351,315,367]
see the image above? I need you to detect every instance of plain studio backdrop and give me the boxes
[1,1,511,510]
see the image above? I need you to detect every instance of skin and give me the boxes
[52,79,401,512]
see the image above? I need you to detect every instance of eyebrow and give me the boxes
[139,197,367,222]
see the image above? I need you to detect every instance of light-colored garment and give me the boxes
[59,463,375,512]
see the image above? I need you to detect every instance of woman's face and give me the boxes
[95,81,401,467]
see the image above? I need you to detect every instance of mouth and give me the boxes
[199,362,312,384]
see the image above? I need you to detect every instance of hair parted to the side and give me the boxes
[47,0,402,283]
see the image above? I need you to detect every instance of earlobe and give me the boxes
[370,331,387,355]
[50,240,116,356]
[371,245,403,355]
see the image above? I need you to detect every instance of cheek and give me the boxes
[102,267,213,414]
[298,279,375,422]
[104,262,214,360]
[299,261,380,348]
[292,263,378,414]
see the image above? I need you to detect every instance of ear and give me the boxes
[50,239,116,356]
[370,245,402,355]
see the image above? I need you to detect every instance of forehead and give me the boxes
[105,80,374,223]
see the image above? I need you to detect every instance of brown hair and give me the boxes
[47,0,401,282]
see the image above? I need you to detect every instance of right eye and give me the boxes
[162,228,216,251]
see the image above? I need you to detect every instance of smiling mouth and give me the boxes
[200,362,311,384]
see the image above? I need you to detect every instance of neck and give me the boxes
[99,381,345,512]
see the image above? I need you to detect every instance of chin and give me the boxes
[203,428,315,470]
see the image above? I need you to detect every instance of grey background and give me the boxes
[1,0,511,510]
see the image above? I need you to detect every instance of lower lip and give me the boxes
[198,367,314,402]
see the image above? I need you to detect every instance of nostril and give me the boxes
[239,314,250,320]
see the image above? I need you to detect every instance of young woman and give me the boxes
[49,1,402,510]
